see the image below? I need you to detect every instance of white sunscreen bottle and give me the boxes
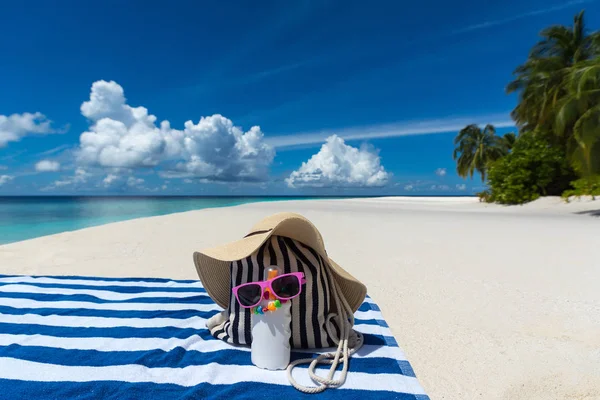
[250,266,292,370]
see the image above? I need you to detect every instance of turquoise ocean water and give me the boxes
[0,196,340,245]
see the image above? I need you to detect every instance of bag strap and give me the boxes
[286,265,364,394]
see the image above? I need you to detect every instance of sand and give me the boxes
[1,196,599,400]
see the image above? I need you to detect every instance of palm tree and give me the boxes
[530,11,598,64]
[555,60,600,176]
[506,57,567,132]
[453,124,507,181]
[502,132,517,151]
[507,11,600,132]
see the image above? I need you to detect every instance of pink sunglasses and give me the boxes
[232,272,306,308]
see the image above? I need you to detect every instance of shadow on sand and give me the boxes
[575,209,600,217]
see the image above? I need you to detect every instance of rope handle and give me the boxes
[286,267,364,394]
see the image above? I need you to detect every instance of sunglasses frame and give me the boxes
[231,272,306,308]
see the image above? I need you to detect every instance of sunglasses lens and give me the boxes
[237,284,262,307]
[271,275,300,299]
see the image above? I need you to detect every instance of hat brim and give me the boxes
[193,221,366,313]
[193,231,273,310]
[327,258,367,314]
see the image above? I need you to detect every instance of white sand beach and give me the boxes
[1,197,599,400]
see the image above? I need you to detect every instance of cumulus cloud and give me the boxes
[404,184,414,191]
[430,184,450,191]
[74,168,90,181]
[127,176,144,187]
[0,112,61,147]
[35,160,61,172]
[435,168,447,177]
[76,80,274,181]
[285,135,389,188]
[52,180,71,188]
[103,174,119,186]
[53,168,91,188]
[456,184,467,191]
[0,175,14,186]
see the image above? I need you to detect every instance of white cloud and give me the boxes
[404,184,414,191]
[36,144,72,157]
[183,179,193,184]
[456,184,467,191]
[35,160,61,172]
[430,184,450,191]
[267,113,515,149]
[454,0,590,34]
[52,180,72,188]
[75,168,90,181]
[161,184,168,190]
[50,168,91,189]
[286,135,389,188]
[127,176,144,187]
[103,174,119,186]
[76,80,274,181]
[0,165,7,170]
[55,170,87,187]
[0,175,14,186]
[435,168,447,177]
[0,112,60,148]
[85,172,146,189]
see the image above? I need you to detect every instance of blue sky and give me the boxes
[1,0,598,196]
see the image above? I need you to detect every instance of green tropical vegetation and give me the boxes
[452,124,511,181]
[454,10,600,204]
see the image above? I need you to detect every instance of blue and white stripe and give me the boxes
[0,274,429,399]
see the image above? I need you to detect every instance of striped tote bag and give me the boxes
[206,235,339,349]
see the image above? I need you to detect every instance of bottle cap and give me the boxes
[265,266,280,300]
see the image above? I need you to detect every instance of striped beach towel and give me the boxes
[0,274,429,399]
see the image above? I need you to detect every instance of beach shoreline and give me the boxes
[0,195,483,246]
[1,197,599,399]
[1,195,598,246]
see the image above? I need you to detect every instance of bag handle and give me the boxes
[286,265,364,394]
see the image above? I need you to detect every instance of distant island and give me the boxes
[453,11,600,204]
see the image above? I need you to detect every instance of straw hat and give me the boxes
[193,212,367,313]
